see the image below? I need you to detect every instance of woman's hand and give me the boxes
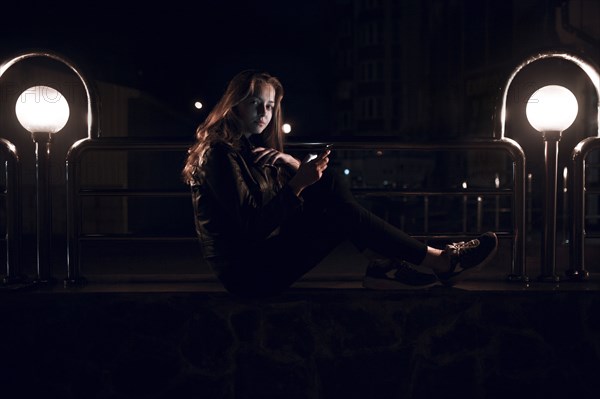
[252,147,301,170]
[287,150,330,196]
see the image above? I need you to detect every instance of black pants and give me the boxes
[209,170,427,297]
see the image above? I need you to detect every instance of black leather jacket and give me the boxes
[190,135,303,259]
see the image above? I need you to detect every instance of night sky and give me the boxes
[0,1,332,130]
[2,0,598,141]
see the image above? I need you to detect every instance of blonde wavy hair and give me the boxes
[182,70,285,184]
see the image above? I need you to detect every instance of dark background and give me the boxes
[0,0,333,133]
[1,0,598,140]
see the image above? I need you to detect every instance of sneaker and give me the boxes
[363,259,440,290]
[435,232,498,286]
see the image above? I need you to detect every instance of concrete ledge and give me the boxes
[2,285,600,398]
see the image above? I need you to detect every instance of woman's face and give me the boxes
[237,84,275,135]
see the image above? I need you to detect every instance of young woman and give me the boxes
[182,70,498,297]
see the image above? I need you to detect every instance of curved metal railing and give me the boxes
[0,138,21,283]
[569,137,600,279]
[65,137,527,284]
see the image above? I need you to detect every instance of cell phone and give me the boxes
[307,144,332,162]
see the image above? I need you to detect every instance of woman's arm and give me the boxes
[251,147,330,196]
[251,146,301,170]
[199,144,304,240]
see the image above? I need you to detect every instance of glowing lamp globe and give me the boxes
[15,86,70,134]
[526,85,578,133]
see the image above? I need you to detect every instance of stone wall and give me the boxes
[1,289,599,398]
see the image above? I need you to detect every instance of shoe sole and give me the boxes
[440,233,499,286]
[363,276,440,290]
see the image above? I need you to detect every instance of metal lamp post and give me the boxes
[1,50,101,287]
[525,85,578,282]
[15,85,70,284]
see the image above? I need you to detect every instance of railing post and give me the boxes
[65,140,88,286]
[1,139,22,284]
[503,138,528,282]
[566,137,600,280]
